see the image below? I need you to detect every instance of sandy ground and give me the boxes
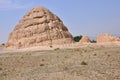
[0,45,120,80]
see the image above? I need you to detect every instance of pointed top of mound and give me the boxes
[31,6,50,11]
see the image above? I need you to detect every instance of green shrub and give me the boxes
[74,35,82,42]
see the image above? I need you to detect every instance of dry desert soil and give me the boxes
[0,45,120,80]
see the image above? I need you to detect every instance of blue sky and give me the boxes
[0,0,120,44]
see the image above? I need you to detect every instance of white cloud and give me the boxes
[0,0,32,10]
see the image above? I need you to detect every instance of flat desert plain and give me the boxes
[0,45,120,80]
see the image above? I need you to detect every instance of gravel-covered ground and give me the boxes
[0,45,120,80]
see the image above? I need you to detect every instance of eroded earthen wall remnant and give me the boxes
[97,34,120,43]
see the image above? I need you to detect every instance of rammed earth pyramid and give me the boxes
[6,6,73,49]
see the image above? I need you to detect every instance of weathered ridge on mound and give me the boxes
[6,6,73,49]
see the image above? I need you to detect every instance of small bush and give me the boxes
[91,40,96,43]
[1,43,5,46]
[108,54,111,57]
[93,53,97,56]
[41,59,44,61]
[40,64,44,66]
[54,48,60,51]
[74,35,82,42]
[50,45,53,48]
[0,67,2,70]
[81,61,88,65]
[63,67,69,71]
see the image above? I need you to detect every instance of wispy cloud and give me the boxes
[0,0,32,10]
